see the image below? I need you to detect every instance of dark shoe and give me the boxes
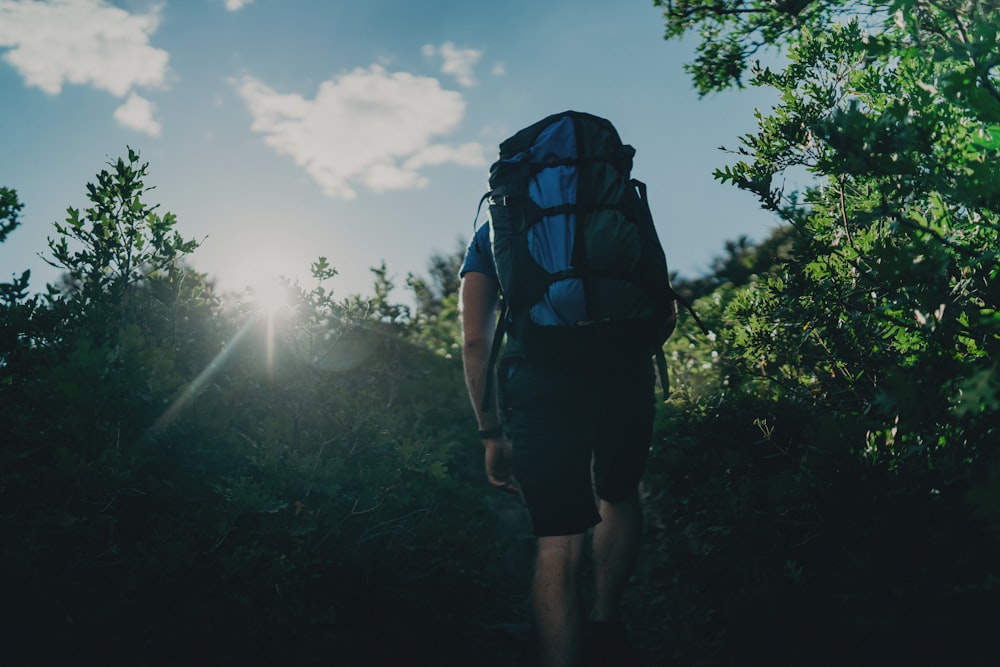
[582,620,641,667]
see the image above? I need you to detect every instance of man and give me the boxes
[460,221,659,667]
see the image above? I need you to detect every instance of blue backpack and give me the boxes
[477,111,701,407]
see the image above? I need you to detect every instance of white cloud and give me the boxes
[492,62,506,77]
[224,0,253,11]
[423,41,481,87]
[403,143,487,170]
[113,91,161,136]
[0,0,169,97]
[234,65,487,200]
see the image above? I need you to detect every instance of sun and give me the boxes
[248,275,292,316]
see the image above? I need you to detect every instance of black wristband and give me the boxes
[478,425,504,439]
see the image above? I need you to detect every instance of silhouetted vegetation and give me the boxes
[1,151,530,665]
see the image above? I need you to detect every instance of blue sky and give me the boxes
[0,0,780,301]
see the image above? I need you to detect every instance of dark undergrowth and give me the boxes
[7,406,998,667]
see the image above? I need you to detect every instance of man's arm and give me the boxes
[460,271,516,493]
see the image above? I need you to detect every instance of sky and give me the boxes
[0,0,781,302]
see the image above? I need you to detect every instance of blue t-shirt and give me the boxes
[460,222,496,279]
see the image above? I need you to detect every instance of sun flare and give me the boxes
[249,276,292,316]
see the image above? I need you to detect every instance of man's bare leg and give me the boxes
[533,533,587,667]
[590,490,642,621]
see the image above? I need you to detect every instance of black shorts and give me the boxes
[500,355,655,537]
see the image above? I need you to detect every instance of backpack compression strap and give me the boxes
[656,347,671,401]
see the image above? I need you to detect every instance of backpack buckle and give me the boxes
[490,193,517,207]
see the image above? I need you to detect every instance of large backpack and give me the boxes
[478,111,698,407]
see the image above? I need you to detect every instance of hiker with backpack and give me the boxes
[460,112,689,667]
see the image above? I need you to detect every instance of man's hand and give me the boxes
[483,436,518,494]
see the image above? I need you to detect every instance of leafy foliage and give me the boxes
[0,152,528,665]
[0,186,22,244]
[647,0,1000,662]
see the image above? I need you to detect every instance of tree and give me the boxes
[408,238,465,317]
[0,186,22,244]
[2,154,524,664]
[672,225,796,300]
[0,187,30,305]
[661,0,1000,458]
[648,1,1000,661]
[407,241,466,357]
[44,147,200,340]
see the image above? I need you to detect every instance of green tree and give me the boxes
[0,187,31,314]
[407,242,466,357]
[1,151,229,661]
[672,225,796,300]
[44,147,200,340]
[663,0,1000,450]
[0,186,22,243]
[2,155,524,664]
[408,238,465,316]
[647,1,1000,662]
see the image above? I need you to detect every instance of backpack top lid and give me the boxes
[495,111,632,169]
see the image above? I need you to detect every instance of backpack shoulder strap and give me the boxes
[480,300,509,413]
